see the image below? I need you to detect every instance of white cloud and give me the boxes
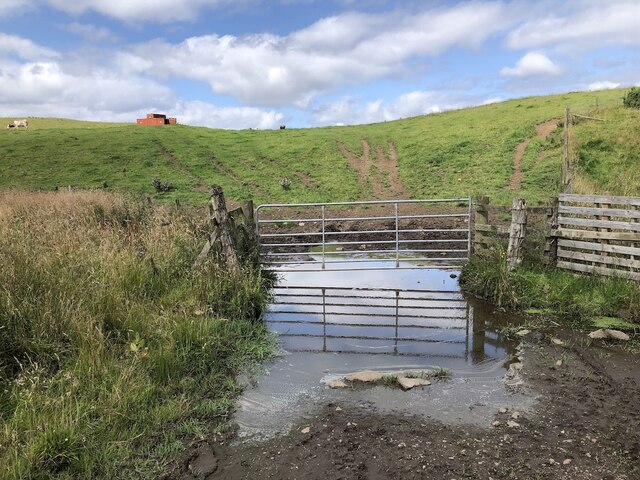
[64,22,117,43]
[0,33,58,60]
[0,52,282,129]
[500,53,562,77]
[120,2,515,106]
[482,97,503,105]
[506,1,640,50]
[587,81,621,91]
[42,0,239,23]
[310,91,461,127]
[0,0,30,17]
[173,100,283,129]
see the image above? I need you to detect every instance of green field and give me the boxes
[1,88,636,206]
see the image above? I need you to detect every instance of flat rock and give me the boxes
[397,377,431,390]
[189,445,218,477]
[551,337,565,346]
[345,370,384,382]
[507,420,521,428]
[588,329,630,341]
[326,380,348,389]
[301,427,310,434]
[515,329,531,337]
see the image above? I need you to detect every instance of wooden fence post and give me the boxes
[241,200,255,225]
[546,196,559,265]
[210,185,241,275]
[473,195,490,253]
[507,198,527,271]
[561,106,572,193]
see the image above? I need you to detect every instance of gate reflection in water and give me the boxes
[266,285,505,362]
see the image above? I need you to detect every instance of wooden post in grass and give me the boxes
[507,198,527,271]
[545,196,559,265]
[561,106,572,193]
[473,195,490,253]
[210,185,241,274]
[242,200,255,225]
[192,185,241,273]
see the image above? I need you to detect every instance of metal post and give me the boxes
[321,205,326,270]
[394,202,400,267]
[467,197,472,258]
[394,290,399,354]
[322,288,327,352]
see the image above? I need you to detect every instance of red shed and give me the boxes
[136,113,177,126]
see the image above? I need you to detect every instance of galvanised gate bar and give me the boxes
[256,198,472,271]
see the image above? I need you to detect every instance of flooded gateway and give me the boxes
[234,262,533,440]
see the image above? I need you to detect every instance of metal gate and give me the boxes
[256,198,471,271]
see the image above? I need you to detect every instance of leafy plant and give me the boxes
[623,87,640,108]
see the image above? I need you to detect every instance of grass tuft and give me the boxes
[0,190,275,479]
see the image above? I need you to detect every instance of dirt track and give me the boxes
[509,120,559,190]
[337,140,407,198]
[183,335,640,480]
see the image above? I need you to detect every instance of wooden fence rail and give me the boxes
[553,194,640,281]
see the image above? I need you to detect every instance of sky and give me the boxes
[0,0,638,129]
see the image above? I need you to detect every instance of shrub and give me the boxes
[152,178,174,192]
[623,87,640,108]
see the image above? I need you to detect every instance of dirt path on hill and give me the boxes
[337,140,407,198]
[508,119,559,190]
[175,334,640,480]
[155,141,209,192]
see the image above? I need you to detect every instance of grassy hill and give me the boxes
[1,88,635,206]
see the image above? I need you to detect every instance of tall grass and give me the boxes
[0,190,274,479]
[461,245,640,327]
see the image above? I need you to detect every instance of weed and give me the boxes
[0,190,275,479]
[430,367,452,380]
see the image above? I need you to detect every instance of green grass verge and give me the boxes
[460,247,640,328]
[0,190,275,479]
[0,88,632,206]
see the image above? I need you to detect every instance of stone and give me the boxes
[555,360,563,367]
[605,329,630,341]
[327,380,348,389]
[551,337,565,346]
[301,427,310,434]
[515,329,530,337]
[563,459,572,465]
[498,408,508,414]
[189,445,218,477]
[345,370,384,382]
[397,377,431,390]
[335,406,342,411]
[492,421,501,427]
[507,421,520,428]
[511,411,521,420]
[589,329,630,341]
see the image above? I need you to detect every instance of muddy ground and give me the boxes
[179,335,640,480]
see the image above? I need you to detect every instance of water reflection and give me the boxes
[266,285,509,363]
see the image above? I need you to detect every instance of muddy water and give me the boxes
[235,262,533,441]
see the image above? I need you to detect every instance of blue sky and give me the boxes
[0,0,638,128]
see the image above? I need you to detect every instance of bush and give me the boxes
[623,87,640,108]
[152,178,174,192]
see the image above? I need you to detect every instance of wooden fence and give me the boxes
[552,194,640,281]
[473,195,548,252]
[473,194,640,281]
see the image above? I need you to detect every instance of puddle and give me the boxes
[235,261,533,441]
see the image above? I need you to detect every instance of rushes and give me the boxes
[0,190,274,479]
